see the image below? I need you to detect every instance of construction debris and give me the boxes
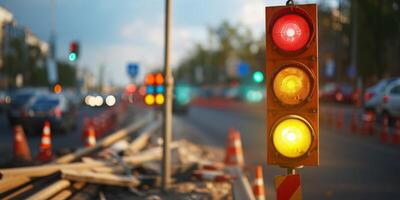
[0,114,257,200]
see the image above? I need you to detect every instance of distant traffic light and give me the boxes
[69,41,79,61]
[266,3,319,168]
[252,71,264,83]
[53,83,62,94]
[144,73,165,106]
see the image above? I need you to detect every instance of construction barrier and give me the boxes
[275,174,302,200]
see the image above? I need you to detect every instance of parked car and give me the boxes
[320,83,355,104]
[22,94,78,134]
[364,77,400,111]
[375,79,400,123]
[6,89,47,125]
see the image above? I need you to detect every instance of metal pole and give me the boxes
[161,0,173,191]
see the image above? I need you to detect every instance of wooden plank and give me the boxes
[123,141,180,165]
[126,119,162,154]
[0,176,30,193]
[55,112,153,164]
[48,182,86,200]
[0,161,109,179]
[26,179,71,200]
[61,169,140,187]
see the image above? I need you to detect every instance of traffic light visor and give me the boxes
[272,13,311,52]
[272,116,313,158]
[272,65,312,105]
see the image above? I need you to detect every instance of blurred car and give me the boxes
[6,89,47,125]
[173,84,192,114]
[22,94,78,134]
[374,79,400,122]
[364,77,400,111]
[0,91,11,111]
[320,83,355,104]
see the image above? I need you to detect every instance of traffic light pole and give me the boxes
[161,0,173,191]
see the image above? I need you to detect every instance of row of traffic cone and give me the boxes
[13,122,53,163]
[13,120,98,163]
[323,106,400,144]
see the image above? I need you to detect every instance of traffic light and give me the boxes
[144,73,165,106]
[53,83,62,94]
[265,3,318,167]
[252,71,264,83]
[69,41,79,61]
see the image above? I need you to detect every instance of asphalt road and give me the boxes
[177,103,400,200]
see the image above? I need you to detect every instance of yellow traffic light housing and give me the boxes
[266,3,319,168]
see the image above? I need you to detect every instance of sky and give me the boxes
[0,0,320,86]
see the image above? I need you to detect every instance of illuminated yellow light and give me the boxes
[144,94,155,105]
[272,117,312,158]
[273,66,311,105]
[155,94,165,105]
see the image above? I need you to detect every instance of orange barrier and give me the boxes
[252,166,266,200]
[224,128,244,168]
[275,174,301,200]
[36,121,53,162]
[13,125,32,162]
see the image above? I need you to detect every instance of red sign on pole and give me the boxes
[275,174,302,200]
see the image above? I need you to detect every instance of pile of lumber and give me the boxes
[0,114,231,200]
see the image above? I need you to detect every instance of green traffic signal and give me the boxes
[69,52,77,61]
[253,71,264,83]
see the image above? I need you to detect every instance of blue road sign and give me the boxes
[237,61,250,77]
[127,63,139,77]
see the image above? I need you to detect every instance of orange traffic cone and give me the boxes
[224,128,244,168]
[336,109,344,130]
[350,109,358,133]
[252,166,266,200]
[13,125,32,162]
[380,115,389,143]
[392,117,400,144]
[36,121,53,162]
[85,125,97,147]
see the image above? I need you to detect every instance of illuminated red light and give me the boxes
[155,73,164,85]
[145,74,155,85]
[126,84,136,93]
[272,14,311,52]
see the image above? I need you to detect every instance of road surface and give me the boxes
[176,102,400,200]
